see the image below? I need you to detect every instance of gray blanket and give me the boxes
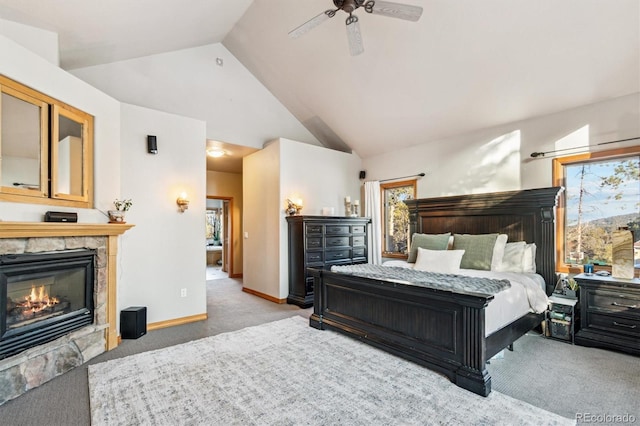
[330,264,510,296]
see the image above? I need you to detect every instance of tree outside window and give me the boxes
[554,148,639,271]
[381,180,416,257]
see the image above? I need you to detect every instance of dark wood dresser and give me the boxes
[286,215,370,308]
[574,273,640,355]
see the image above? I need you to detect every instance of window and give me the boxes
[381,180,416,258]
[0,75,93,208]
[553,146,639,272]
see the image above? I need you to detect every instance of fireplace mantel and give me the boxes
[0,222,134,238]
[0,221,134,350]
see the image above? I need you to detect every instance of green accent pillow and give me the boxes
[407,233,451,263]
[452,233,499,270]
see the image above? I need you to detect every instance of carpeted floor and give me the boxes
[487,331,640,421]
[88,316,573,426]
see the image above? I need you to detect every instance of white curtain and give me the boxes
[364,180,382,265]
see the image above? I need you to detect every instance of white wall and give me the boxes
[362,93,640,198]
[0,33,120,222]
[119,103,207,323]
[70,43,321,150]
[243,138,362,299]
[0,18,59,66]
[242,142,281,298]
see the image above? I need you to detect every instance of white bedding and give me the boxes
[383,260,548,336]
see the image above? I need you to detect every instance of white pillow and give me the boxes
[490,234,509,271]
[498,242,526,272]
[414,247,465,274]
[523,243,537,273]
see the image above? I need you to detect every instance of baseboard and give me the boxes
[242,287,286,304]
[229,272,243,279]
[147,313,208,331]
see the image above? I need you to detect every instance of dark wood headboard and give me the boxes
[404,187,564,295]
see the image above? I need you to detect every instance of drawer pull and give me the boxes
[612,302,638,309]
[613,321,637,329]
[332,253,344,258]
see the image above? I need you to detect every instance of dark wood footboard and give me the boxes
[309,268,500,396]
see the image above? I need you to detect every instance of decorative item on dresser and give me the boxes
[574,273,640,355]
[286,215,370,308]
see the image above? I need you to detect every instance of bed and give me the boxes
[309,187,563,396]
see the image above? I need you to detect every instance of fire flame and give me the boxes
[21,285,59,313]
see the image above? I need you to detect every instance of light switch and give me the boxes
[244,232,249,239]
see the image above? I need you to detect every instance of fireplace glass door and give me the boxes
[1,250,95,359]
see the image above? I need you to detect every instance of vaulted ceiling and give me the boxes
[1,0,638,160]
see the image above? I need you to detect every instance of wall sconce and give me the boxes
[176,192,190,212]
[286,198,303,216]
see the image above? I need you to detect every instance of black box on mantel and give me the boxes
[120,306,147,339]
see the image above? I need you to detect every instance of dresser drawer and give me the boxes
[587,290,640,318]
[325,225,350,235]
[352,247,366,258]
[352,236,365,247]
[306,252,324,264]
[586,312,640,337]
[306,224,324,235]
[306,237,323,250]
[326,236,350,248]
[325,249,351,263]
[352,225,366,234]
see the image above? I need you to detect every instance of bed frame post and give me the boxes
[455,305,491,396]
[309,268,324,330]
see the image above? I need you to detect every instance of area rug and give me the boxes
[89,316,574,426]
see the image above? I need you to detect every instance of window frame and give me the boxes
[0,74,94,208]
[552,145,640,274]
[380,179,417,259]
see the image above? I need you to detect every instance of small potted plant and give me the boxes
[108,198,132,223]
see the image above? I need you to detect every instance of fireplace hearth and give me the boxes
[1,250,95,360]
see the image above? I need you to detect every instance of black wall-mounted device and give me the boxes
[359,170,366,179]
[147,135,158,154]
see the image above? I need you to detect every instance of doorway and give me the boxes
[206,197,232,280]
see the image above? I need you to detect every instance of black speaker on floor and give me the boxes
[120,306,147,339]
[147,135,158,154]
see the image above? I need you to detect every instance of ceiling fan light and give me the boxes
[207,148,226,158]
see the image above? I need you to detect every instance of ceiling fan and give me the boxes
[289,0,423,56]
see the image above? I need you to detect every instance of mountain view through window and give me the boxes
[564,156,639,266]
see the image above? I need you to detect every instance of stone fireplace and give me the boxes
[1,249,96,360]
[0,222,132,404]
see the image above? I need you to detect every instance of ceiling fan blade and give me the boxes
[289,10,334,39]
[365,0,423,22]
[346,16,364,56]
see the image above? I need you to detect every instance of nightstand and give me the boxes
[574,273,640,355]
[547,295,578,344]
